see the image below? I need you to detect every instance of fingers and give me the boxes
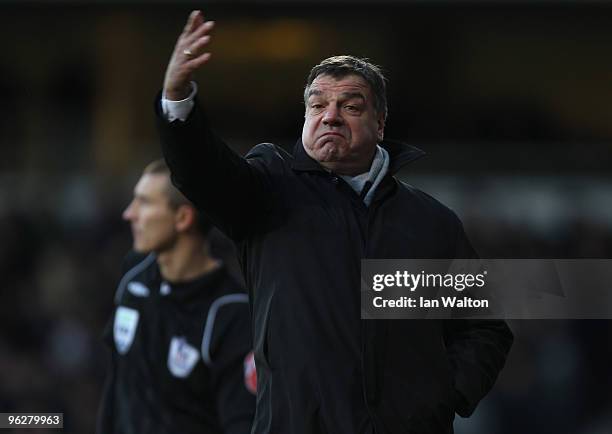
[186,35,211,56]
[179,10,215,60]
[183,20,215,51]
[186,52,212,70]
[182,10,204,36]
[181,20,214,66]
[181,11,213,44]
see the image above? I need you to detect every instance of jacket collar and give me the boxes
[290,138,425,175]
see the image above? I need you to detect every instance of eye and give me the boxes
[344,105,359,113]
[311,103,324,109]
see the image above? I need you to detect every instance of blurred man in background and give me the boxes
[97,159,256,434]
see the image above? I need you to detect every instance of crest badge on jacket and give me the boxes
[114,306,140,354]
[167,336,200,378]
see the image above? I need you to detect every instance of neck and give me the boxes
[156,236,220,283]
[319,160,370,176]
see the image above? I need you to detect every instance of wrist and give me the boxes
[164,83,192,101]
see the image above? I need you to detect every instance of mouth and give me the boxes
[320,132,345,138]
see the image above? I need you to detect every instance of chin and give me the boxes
[314,142,346,162]
[132,242,151,254]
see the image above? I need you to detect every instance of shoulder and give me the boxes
[246,142,291,160]
[204,271,250,328]
[120,251,154,274]
[245,143,293,172]
[397,181,477,257]
[201,287,250,366]
[114,251,157,304]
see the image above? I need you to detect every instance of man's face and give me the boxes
[301,74,385,174]
[122,173,178,253]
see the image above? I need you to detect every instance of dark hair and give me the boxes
[143,159,212,236]
[304,55,388,120]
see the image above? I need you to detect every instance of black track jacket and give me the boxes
[97,253,256,434]
[156,98,513,434]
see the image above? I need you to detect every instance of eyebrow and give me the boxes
[339,92,365,102]
[307,89,323,98]
[307,89,366,101]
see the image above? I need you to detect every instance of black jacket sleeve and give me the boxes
[155,94,271,241]
[443,218,514,417]
[208,302,256,434]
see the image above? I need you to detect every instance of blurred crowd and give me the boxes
[0,205,126,433]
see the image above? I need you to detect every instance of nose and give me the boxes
[122,201,135,222]
[322,105,343,127]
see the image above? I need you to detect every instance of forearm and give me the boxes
[155,93,266,240]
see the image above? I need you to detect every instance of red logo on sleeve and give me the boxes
[243,351,257,395]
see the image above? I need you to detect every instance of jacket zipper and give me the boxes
[331,172,379,433]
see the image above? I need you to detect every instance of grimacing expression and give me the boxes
[301,74,385,168]
[122,173,179,253]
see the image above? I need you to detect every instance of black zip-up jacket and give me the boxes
[156,98,513,434]
[97,252,256,434]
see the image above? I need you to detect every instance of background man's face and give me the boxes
[122,173,178,253]
[301,74,384,171]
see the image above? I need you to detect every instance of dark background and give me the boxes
[1,1,611,433]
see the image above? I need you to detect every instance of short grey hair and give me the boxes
[304,55,388,120]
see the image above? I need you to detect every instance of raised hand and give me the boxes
[163,10,215,101]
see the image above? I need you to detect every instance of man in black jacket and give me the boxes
[97,159,256,434]
[156,10,513,434]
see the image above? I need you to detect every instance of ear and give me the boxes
[174,205,196,233]
[376,113,385,142]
